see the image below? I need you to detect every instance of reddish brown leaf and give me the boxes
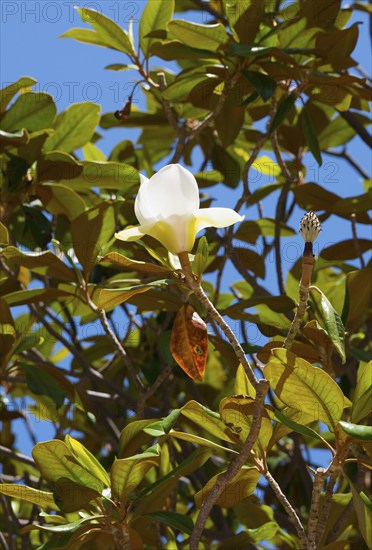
[170,304,208,381]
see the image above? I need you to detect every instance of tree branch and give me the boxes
[189,379,269,549]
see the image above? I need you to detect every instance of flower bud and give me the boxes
[299,211,321,243]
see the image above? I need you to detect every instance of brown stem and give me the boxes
[307,467,326,549]
[315,472,338,546]
[265,470,307,547]
[189,379,269,549]
[283,251,314,349]
[351,213,366,269]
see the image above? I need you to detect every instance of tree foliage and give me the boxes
[0,1,371,549]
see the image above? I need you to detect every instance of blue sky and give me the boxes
[1,1,371,456]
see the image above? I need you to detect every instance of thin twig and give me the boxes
[189,379,269,549]
[265,470,307,547]
[325,148,370,180]
[190,0,229,25]
[351,213,366,269]
[178,253,258,388]
[0,445,35,467]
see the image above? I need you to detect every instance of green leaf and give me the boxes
[180,400,240,445]
[23,365,66,409]
[0,484,59,511]
[43,102,101,153]
[268,93,297,136]
[60,7,135,56]
[338,421,372,441]
[195,466,260,508]
[234,364,256,397]
[264,348,347,430]
[0,76,37,113]
[140,0,175,57]
[64,435,111,487]
[1,92,56,133]
[111,445,161,504]
[144,409,182,437]
[0,298,16,362]
[32,440,103,489]
[350,481,372,548]
[101,252,172,274]
[145,511,193,535]
[352,361,372,423]
[1,246,75,282]
[274,408,325,443]
[219,397,273,456]
[168,20,229,52]
[71,201,115,275]
[193,236,209,277]
[37,151,83,182]
[301,105,322,166]
[311,286,346,363]
[242,70,276,102]
[0,129,30,149]
[168,430,238,455]
[22,515,102,534]
[0,222,9,245]
[36,183,86,222]
[3,288,73,307]
[321,239,372,262]
[92,285,152,310]
[64,161,139,191]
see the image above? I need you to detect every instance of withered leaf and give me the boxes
[170,304,208,381]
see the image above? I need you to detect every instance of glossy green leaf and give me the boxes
[180,400,240,445]
[242,70,276,102]
[195,466,260,508]
[311,286,346,363]
[111,445,160,504]
[0,484,59,511]
[64,161,139,191]
[168,430,238,455]
[92,285,151,310]
[0,297,16,361]
[219,396,273,456]
[234,364,256,397]
[23,364,66,409]
[0,128,29,148]
[61,8,135,55]
[301,105,322,165]
[193,236,209,277]
[0,76,37,113]
[101,252,171,274]
[32,440,104,493]
[145,510,193,535]
[350,481,372,548]
[264,348,347,430]
[119,419,157,458]
[2,246,75,282]
[36,183,86,222]
[0,222,9,245]
[1,92,56,132]
[140,0,174,57]
[352,361,372,423]
[43,102,101,153]
[268,93,296,136]
[321,239,372,261]
[37,150,83,182]
[22,515,102,533]
[168,20,229,52]
[338,421,372,441]
[274,408,325,443]
[144,408,182,437]
[3,288,73,307]
[65,435,110,488]
[71,201,115,275]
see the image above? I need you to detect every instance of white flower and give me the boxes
[115,164,244,255]
[299,211,321,243]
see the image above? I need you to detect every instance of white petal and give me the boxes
[115,225,150,242]
[135,174,156,225]
[193,207,244,234]
[141,164,200,219]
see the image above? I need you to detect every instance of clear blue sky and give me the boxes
[1,1,371,455]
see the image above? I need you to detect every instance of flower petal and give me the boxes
[193,207,244,234]
[115,225,151,242]
[139,164,200,220]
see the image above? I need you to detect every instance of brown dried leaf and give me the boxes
[170,304,208,381]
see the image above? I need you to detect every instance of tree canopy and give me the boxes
[0,1,371,549]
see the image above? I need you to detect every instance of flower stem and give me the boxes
[283,244,314,350]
